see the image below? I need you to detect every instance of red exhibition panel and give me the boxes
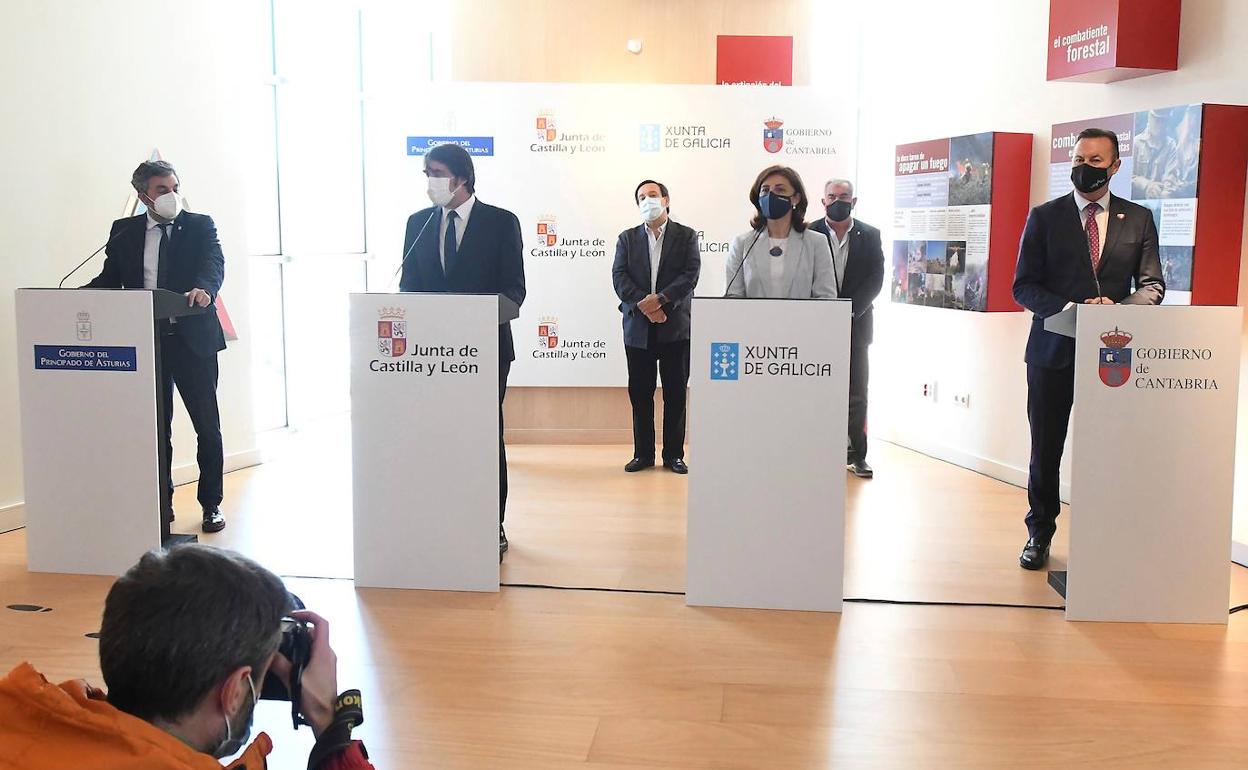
[890,132,1032,313]
[1047,0,1180,83]
[715,35,793,86]
[1046,103,1247,306]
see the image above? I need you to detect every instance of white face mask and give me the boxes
[148,191,183,221]
[639,196,665,223]
[426,177,463,207]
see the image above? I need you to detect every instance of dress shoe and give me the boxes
[625,458,655,473]
[1019,538,1050,570]
[847,460,874,479]
[201,506,226,534]
[664,458,689,475]
[500,525,508,560]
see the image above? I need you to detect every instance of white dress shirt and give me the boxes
[826,218,853,290]
[1074,189,1111,246]
[645,220,667,292]
[438,194,476,272]
[142,213,170,290]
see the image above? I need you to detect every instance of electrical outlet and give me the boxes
[953,392,971,408]
[922,381,937,401]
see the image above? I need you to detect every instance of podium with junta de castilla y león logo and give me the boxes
[349,292,517,592]
[1043,303,1242,623]
[686,296,852,612]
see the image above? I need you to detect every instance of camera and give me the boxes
[259,595,314,729]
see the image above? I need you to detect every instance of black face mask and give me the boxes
[825,200,853,222]
[1071,163,1111,195]
[758,192,793,221]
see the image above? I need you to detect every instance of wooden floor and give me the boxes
[3,422,1248,769]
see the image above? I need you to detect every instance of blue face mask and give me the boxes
[213,675,258,759]
[758,192,793,220]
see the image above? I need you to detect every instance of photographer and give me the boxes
[0,545,373,769]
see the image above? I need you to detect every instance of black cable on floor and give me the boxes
[500,582,684,596]
[1231,604,1248,615]
[843,597,1064,611]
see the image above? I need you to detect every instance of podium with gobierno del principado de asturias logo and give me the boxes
[349,292,517,592]
[687,297,852,612]
[1044,303,1242,623]
[14,288,208,576]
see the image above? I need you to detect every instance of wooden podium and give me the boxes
[686,297,852,612]
[1045,304,1241,623]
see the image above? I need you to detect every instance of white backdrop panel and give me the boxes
[366,84,856,386]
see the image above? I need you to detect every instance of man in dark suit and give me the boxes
[399,143,526,558]
[810,179,884,479]
[612,180,701,475]
[1013,128,1164,570]
[85,160,227,533]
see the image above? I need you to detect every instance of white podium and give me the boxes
[686,297,852,611]
[349,292,510,591]
[1045,304,1241,623]
[14,288,205,575]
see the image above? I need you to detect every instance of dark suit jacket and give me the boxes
[84,211,226,358]
[611,220,701,349]
[1013,192,1164,369]
[399,199,526,363]
[808,217,884,345]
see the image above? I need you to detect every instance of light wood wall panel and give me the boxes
[453,0,810,440]
[450,0,811,86]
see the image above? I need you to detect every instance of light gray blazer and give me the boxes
[724,227,838,299]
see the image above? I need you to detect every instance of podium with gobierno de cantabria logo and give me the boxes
[687,296,852,612]
[14,288,208,576]
[1044,303,1241,624]
[349,292,517,592]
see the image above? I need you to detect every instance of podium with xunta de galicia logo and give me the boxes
[1044,304,1242,623]
[349,292,515,591]
[687,297,852,611]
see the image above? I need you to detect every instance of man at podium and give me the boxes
[1012,128,1164,570]
[85,160,228,534]
[400,143,526,559]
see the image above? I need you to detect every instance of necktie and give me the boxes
[443,210,458,274]
[156,223,172,289]
[1085,201,1102,271]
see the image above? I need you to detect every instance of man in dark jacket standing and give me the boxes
[399,143,526,558]
[810,179,884,479]
[1012,127,1164,570]
[612,180,700,475]
[86,160,228,534]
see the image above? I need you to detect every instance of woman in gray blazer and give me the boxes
[725,165,838,299]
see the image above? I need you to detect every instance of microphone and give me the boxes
[58,225,131,288]
[723,229,763,298]
[392,207,441,285]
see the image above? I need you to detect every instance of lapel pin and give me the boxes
[1116,213,1125,219]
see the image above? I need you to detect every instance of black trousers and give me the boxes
[1025,363,1075,544]
[159,333,223,513]
[625,337,690,462]
[499,360,510,524]
[847,338,870,463]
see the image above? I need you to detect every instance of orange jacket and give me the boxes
[0,662,272,769]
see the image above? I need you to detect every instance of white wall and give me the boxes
[0,0,271,524]
[853,0,1248,544]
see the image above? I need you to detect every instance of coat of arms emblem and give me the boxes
[378,307,407,358]
[1098,327,1132,388]
[538,316,559,349]
[763,117,784,154]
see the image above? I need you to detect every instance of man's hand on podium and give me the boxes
[1083,297,1115,305]
[186,288,212,307]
